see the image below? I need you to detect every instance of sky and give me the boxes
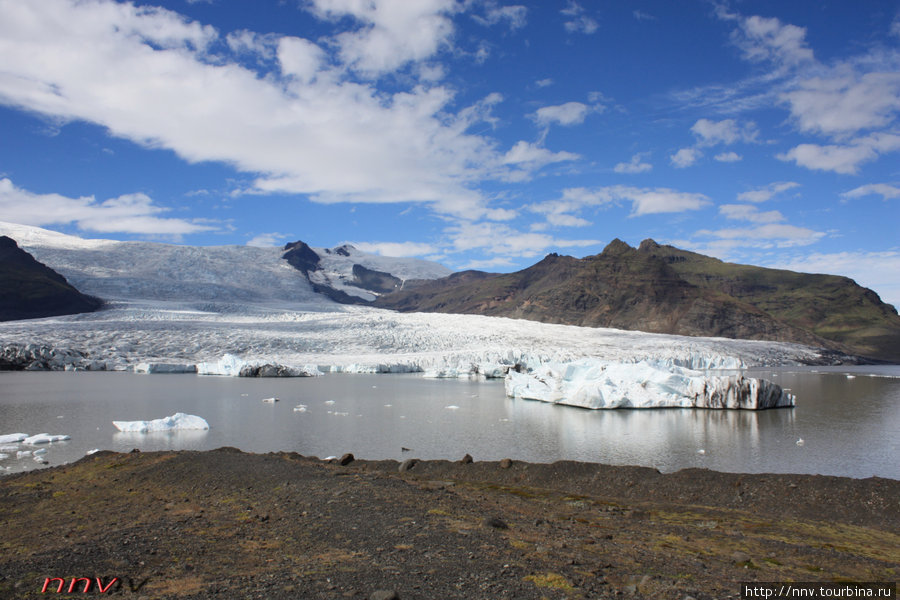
[0,0,899,308]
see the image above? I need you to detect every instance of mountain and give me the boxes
[0,235,102,321]
[282,240,452,302]
[637,240,900,362]
[374,239,900,362]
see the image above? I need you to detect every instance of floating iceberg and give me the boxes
[134,362,197,374]
[23,433,71,444]
[505,359,794,410]
[196,354,320,377]
[112,413,209,433]
[0,433,28,444]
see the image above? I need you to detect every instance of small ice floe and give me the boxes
[86,449,100,455]
[333,411,349,417]
[23,433,70,445]
[0,433,28,444]
[16,450,32,459]
[697,449,706,455]
[33,448,47,455]
[262,397,279,403]
[0,445,18,452]
[324,400,335,405]
[241,393,249,397]
[56,415,64,419]
[113,413,209,433]
[796,438,805,446]
[293,405,308,413]
[33,455,48,463]
[846,375,856,380]
[445,405,460,410]
[384,404,392,408]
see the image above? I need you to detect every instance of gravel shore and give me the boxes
[1,449,897,599]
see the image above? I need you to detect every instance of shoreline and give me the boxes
[2,449,897,599]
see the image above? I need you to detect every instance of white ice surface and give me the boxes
[112,413,209,433]
[22,433,70,444]
[0,434,28,444]
[0,222,838,379]
[505,359,795,410]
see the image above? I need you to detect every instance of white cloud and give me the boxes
[536,185,710,220]
[445,220,598,258]
[349,241,438,257]
[306,0,458,77]
[736,181,800,203]
[533,102,593,127]
[767,251,900,309]
[633,10,655,22]
[0,0,555,224]
[535,78,554,88]
[614,153,652,174]
[781,71,900,138]
[670,148,701,168]
[691,118,758,146]
[246,233,289,247]
[841,183,900,201]
[0,178,216,236]
[719,204,785,224]
[731,14,814,67]
[714,152,742,162]
[471,3,527,30]
[695,223,825,248]
[502,141,579,169]
[776,143,878,175]
[561,1,598,34]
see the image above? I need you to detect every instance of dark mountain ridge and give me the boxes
[372,239,900,362]
[0,236,102,321]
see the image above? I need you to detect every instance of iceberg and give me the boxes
[505,359,794,410]
[196,354,320,377]
[22,433,71,444]
[134,362,197,374]
[112,413,209,433]
[0,433,28,444]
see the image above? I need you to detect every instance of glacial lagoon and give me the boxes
[1,366,898,479]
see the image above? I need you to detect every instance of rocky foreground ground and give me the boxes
[0,449,897,599]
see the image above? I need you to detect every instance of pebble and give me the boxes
[731,550,752,564]
[483,516,508,530]
[339,453,355,466]
[499,458,512,469]
[460,453,473,464]
[399,459,417,473]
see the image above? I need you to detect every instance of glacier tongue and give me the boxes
[504,359,795,410]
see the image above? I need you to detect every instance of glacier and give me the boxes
[0,222,854,410]
[112,413,209,433]
[505,359,794,410]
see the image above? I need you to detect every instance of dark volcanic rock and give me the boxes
[351,263,402,294]
[282,240,321,276]
[0,236,102,322]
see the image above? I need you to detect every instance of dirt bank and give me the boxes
[1,449,897,599]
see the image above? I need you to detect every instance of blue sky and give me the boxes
[1,0,899,307]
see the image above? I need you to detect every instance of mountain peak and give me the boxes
[601,238,634,256]
[638,239,660,252]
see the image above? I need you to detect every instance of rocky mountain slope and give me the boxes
[374,239,900,362]
[0,236,101,321]
[638,240,900,362]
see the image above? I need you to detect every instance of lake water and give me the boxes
[1,366,898,479]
